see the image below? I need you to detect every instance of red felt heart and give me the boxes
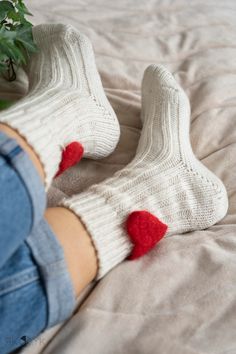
[55,142,84,177]
[126,210,168,260]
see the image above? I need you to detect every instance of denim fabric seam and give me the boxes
[0,267,39,296]
[41,260,69,277]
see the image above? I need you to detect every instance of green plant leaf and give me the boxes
[0,50,8,72]
[16,25,37,53]
[0,1,14,22]
[0,0,37,80]
[16,0,32,16]
[0,99,13,110]
[0,35,26,64]
[0,61,7,72]
[0,25,17,39]
[0,50,8,61]
[7,9,22,22]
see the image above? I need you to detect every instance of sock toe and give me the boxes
[143,64,179,92]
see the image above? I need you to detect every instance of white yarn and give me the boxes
[0,24,120,189]
[61,65,228,280]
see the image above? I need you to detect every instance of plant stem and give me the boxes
[7,58,16,81]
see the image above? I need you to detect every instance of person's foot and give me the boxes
[0,24,120,188]
[61,64,228,279]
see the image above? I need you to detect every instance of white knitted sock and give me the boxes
[0,24,120,188]
[61,64,228,279]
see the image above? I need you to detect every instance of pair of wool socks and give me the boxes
[0,24,228,280]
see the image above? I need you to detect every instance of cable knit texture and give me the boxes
[61,64,228,280]
[0,24,120,188]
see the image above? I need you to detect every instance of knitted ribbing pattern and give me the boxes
[0,24,120,188]
[61,65,228,279]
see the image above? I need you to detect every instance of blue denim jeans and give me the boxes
[0,132,76,354]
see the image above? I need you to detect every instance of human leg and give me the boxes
[60,64,228,279]
[44,207,98,296]
[0,130,49,353]
[0,22,120,294]
[0,124,98,297]
[0,130,94,353]
[0,24,120,188]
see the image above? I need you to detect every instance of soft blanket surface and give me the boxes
[1,0,235,353]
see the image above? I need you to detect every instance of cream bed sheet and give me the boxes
[1,0,235,353]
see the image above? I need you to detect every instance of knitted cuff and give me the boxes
[61,189,132,280]
[0,108,62,189]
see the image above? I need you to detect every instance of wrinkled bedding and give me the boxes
[1,0,236,353]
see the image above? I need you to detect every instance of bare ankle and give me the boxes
[45,207,98,297]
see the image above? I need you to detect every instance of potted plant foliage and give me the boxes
[0,0,37,109]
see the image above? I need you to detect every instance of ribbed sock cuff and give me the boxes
[61,190,132,279]
[1,111,62,189]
